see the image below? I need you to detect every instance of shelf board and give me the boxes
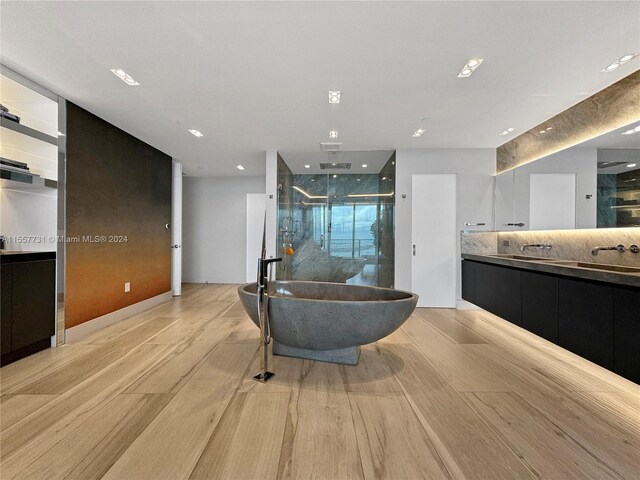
[0,117,57,146]
[0,166,57,190]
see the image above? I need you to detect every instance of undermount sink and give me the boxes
[546,261,640,274]
[489,254,548,261]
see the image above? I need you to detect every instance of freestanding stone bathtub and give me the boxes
[237,281,418,365]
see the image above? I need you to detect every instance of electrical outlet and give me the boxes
[503,240,510,247]
[124,282,131,293]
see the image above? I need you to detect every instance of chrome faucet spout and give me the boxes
[520,243,552,252]
[591,244,625,256]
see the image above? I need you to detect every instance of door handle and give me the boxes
[171,244,181,249]
[413,244,416,256]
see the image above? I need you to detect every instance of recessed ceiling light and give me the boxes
[362,164,368,168]
[499,128,516,136]
[458,58,484,78]
[627,163,637,168]
[357,178,361,181]
[328,90,341,104]
[110,68,140,85]
[311,179,315,182]
[413,128,426,137]
[619,53,638,64]
[188,129,203,137]
[304,164,311,169]
[601,62,620,72]
[331,162,337,166]
[599,54,638,72]
[329,130,339,139]
[621,124,640,135]
[333,174,338,178]
[236,165,245,170]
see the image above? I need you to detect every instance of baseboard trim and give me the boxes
[65,291,173,343]
[456,299,480,310]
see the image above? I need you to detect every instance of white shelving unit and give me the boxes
[0,71,59,249]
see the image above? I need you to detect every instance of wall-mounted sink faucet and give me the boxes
[630,245,639,254]
[520,243,552,252]
[591,244,625,256]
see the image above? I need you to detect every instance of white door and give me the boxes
[171,162,182,296]
[411,174,456,308]
[530,173,576,230]
[246,193,266,282]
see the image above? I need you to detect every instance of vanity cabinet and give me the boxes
[1,263,12,353]
[462,258,639,383]
[1,254,55,365]
[461,259,476,304]
[474,262,522,326]
[558,278,614,370]
[522,272,559,343]
[613,287,640,383]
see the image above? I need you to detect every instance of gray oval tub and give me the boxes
[237,281,418,365]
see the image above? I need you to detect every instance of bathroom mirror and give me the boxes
[494,121,640,231]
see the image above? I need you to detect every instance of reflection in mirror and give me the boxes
[495,121,640,231]
[596,148,640,227]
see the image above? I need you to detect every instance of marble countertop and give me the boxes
[462,253,640,289]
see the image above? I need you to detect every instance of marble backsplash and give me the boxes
[462,228,640,267]
[460,231,498,255]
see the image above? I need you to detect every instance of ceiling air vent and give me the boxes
[319,163,352,170]
[320,142,342,152]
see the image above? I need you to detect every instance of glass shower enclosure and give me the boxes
[276,152,395,288]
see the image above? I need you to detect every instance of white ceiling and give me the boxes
[1,1,639,177]
[580,122,640,149]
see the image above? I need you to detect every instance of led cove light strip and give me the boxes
[458,58,484,78]
[293,186,328,199]
[110,68,140,86]
[347,192,395,198]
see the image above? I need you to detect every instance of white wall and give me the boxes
[0,188,57,251]
[395,149,496,301]
[182,176,265,283]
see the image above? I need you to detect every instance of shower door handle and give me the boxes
[413,244,416,256]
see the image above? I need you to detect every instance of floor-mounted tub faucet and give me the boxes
[591,244,625,256]
[520,243,552,252]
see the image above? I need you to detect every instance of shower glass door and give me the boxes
[276,153,395,287]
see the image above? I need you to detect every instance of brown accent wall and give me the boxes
[65,103,172,328]
[497,70,640,173]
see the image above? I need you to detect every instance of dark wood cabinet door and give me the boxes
[522,272,559,343]
[558,278,613,370]
[461,260,476,304]
[613,287,640,383]
[11,260,56,350]
[1,263,12,354]
[475,262,522,325]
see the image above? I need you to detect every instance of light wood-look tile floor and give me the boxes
[1,283,639,479]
